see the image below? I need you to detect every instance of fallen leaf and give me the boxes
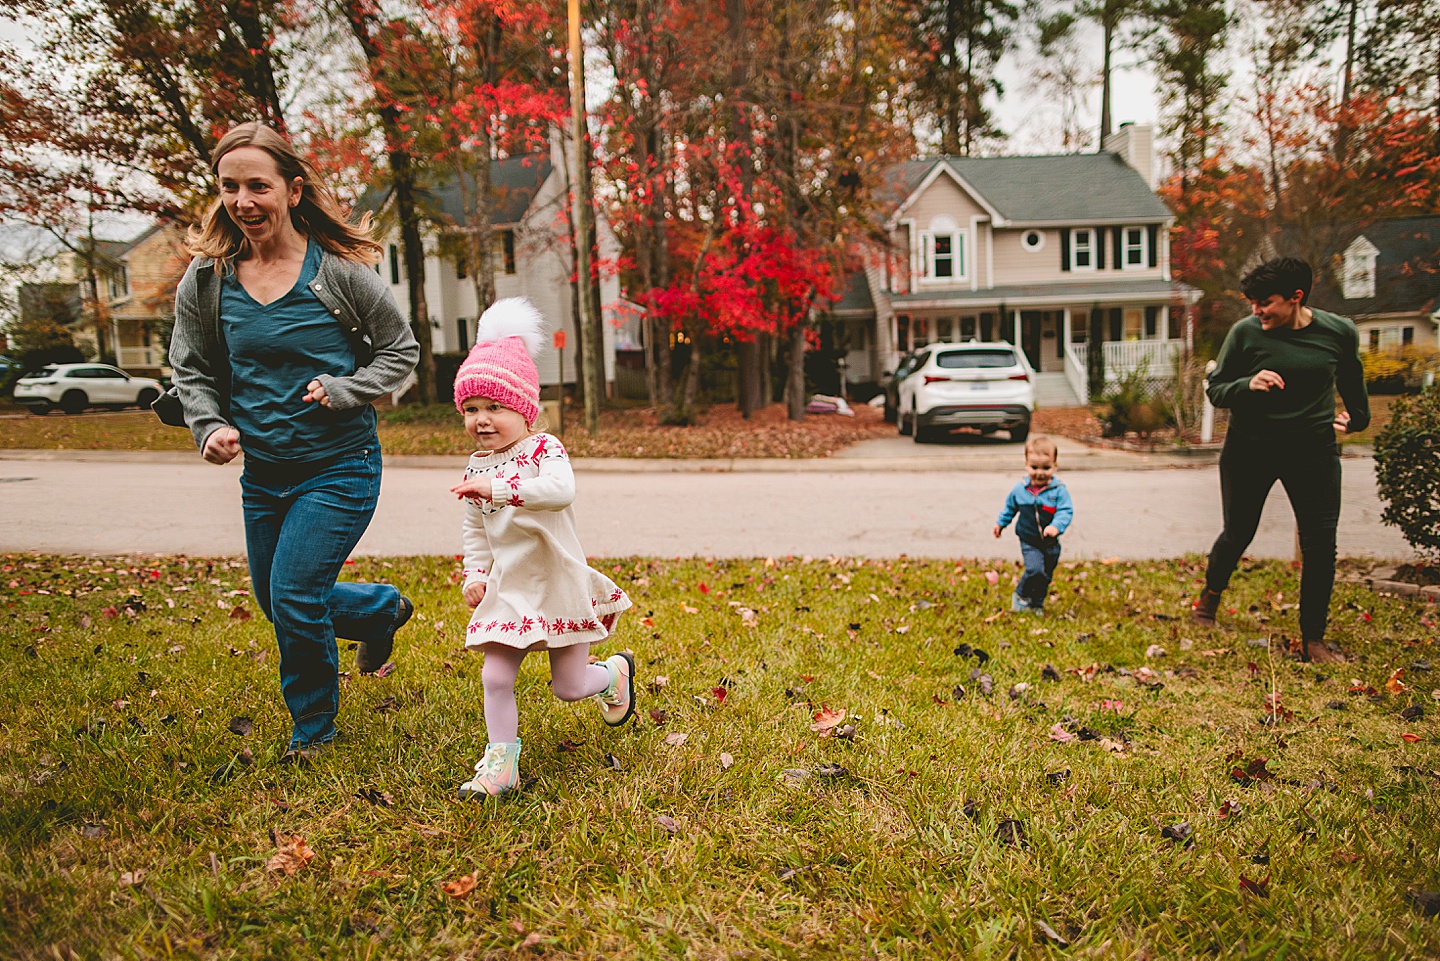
[1145,644,1166,658]
[995,818,1026,847]
[355,788,394,807]
[780,768,811,786]
[816,763,848,778]
[228,605,251,621]
[118,869,146,887]
[1217,800,1243,819]
[1401,705,1425,721]
[711,686,728,704]
[372,661,397,678]
[1239,873,1270,898]
[266,835,315,876]
[1161,821,1193,845]
[556,739,582,753]
[520,932,542,948]
[1407,890,1440,916]
[985,571,1000,585]
[654,814,680,833]
[663,732,688,747]
[605,753,623,771]
[810,706,847,736]
[719,752,734,770]
[651,675,669,690]
[681,604,699,614]
[1386,669,1408,695]
[1034,920,1070,948]
[649,708,669,725]
[1402,733,1423,743]
[441,873,478,898]
[1048,723,1076,743]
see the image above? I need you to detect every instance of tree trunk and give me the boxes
[1099,11,1113,146]
[786,321,806,422]
[342,0,435,404]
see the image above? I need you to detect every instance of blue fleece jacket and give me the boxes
[996,477,1074,546]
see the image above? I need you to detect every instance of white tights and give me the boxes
[480,644,613,743]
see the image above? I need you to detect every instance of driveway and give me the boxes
[0,448,1412,561]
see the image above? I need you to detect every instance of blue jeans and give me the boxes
[1017,539,1062,609]
[240,446,404,750]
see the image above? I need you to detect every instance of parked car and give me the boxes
[13,363,164,415]
[0,354,22,394]
[896,342,1034,443]
[878,349,925,424]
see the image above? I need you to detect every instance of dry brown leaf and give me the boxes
[662,731,688,746]
[1048,723,1076,743]
[266,835,315,876]
[1386,669,1408,695]
[810,706,847,736]
[441,873,478,898]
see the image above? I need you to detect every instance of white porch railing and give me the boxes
[1071,340,1181,384]
[1062,343,1088,405]
[117,346,162,369]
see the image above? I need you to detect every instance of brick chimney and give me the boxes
[1102,122,1154,188]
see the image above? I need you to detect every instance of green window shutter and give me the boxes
[1095,229,1106,269]
[1060,229,1071,271]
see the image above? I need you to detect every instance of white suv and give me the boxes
[14,363,164,415]
[896,342,1034,443]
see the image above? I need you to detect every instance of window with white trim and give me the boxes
[1071,228,1095,271]
[920,216,965,283]
[1123,227,1147,268]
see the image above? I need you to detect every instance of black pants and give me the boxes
[1205,433,1342,641]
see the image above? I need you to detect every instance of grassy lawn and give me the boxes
[0,402,894,459]
[4,553,1440,958]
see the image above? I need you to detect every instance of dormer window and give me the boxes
[920,216,965,284]
[1341,235,1378,299]
[1071,228,1095,271]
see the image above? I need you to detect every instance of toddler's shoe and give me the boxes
[1011,592,1031,613]
[458,740,521,799]
[595,652,636,727]
[357,594,413,674]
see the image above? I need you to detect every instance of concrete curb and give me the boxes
[1355,567,1440,602]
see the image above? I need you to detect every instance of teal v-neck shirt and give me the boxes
[222,240,378,463]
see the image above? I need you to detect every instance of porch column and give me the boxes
[1062,307,1071,349]
[1161,304,1171,342]
[1012,308,1021,347]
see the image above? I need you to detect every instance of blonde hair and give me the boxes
[187,122,382,272]
[1025,434,1058,461]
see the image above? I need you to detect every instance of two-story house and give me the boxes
[362,132,625,396]
[36,223,188,377]
[849,124,1201,406]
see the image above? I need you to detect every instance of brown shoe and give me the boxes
[1191,589,1223,626]
[1301,638,1347,664]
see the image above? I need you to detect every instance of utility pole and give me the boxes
[568,0,600,437]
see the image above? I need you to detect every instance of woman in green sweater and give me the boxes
[1192,257,1370,663]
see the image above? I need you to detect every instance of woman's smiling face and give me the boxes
[216,145,303,249]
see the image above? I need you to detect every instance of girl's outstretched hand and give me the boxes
[451,478,493,502]
[463,581,486,608]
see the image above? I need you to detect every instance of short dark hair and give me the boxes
[1240,257,1312,305]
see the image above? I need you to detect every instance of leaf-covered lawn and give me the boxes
[0,402,895,459]
[4,553,1440,959]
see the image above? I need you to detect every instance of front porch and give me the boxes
[880,278,1202,406]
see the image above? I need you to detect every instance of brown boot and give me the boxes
[1191,589,1223,626]
[1301,637,1346,664]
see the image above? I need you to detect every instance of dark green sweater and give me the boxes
[1207,308,1370,442]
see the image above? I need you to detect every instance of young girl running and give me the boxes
[449,298,634,798]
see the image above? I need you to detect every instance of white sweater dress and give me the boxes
[461,433,630,650]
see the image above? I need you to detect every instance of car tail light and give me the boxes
[923,375,949,384]
[1008,372,1030,382]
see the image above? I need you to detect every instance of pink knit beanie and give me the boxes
[452,298,546,423]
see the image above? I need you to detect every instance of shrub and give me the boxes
[1099,364,1172,438]
[1374,384,1440,561]
[1363,345,1440,394]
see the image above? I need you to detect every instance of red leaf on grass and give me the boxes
[441,873,477,898]
[1239,873,1270,897]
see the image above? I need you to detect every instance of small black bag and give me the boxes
[152,386,186,428]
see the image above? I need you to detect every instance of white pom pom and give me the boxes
[473,297,545,357]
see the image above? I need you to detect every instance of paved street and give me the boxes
[0,444,1412,561]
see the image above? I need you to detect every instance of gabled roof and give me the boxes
[829,271,875,314]
[355,153,553,227]
[1310,215,1440,318]
[881,153,1172,226]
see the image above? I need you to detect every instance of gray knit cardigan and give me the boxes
[168,250,420,453]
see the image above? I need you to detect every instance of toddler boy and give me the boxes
[993,435,1074,614]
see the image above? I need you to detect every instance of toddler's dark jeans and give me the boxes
[1018,539,1062,609]
[1204,433,1341,641]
